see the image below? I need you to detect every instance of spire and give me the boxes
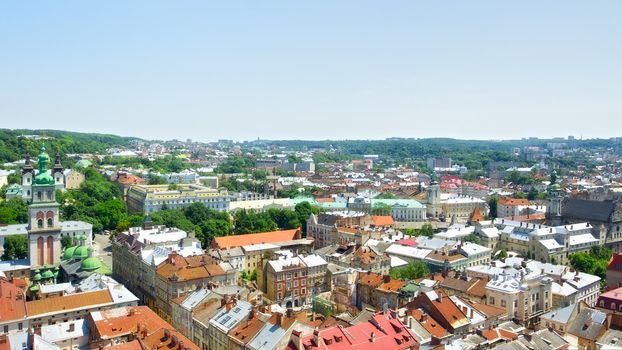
[53,154,64,172]
[22,154,34,174]
[37,145,50,173]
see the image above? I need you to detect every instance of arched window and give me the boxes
[600,300,605,307]
[47,236,53,264]
[37,219,43,229]
[47,191,52,200]
[37,192,42,200]
[37,237,44,266]
[612,302,616,310]
[47,218,53,227]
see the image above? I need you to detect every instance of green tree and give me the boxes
[497,249,508,259]
[389,261,430,280]
[0,198,28,224]
[376,192,396,199]
[464,234,481,245]
[418,223,435,237]
[147,173,167,185]
[233,210,278,234]
[488,195,499,218]
[590,245,612,260]
[61,235,74,248]
[1,235,28,260]
[267,208,301,229]
[527,187,539,200]
[372,202,392,216]
[294,202,320,233]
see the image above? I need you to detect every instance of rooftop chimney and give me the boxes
[276,312,283,326]
[313,328,321,346]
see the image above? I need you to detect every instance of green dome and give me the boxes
[41,270,54,279]
[32,273,42,281]
[80,257,102,271]
[74,246,89,259]
[33,171,55,186]
[549,183,562,191]
[33,146,55,186]
[63,246,77,260]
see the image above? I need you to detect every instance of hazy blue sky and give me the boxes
[1,1,621,141]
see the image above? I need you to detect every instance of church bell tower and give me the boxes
[27,146,62,268]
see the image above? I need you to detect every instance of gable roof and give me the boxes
[212,229,301,249]
[300,312,417,350]
[562,198,616,222]
[498,197,529,206]
[0,278,26,323]
[26,289,112,316]
[371,216,395,227]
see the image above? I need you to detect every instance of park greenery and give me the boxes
[0,129,137,163]
[569,246,612,286]
[402,223,435,238]
[0,198,28,224]
[389,261,430,280]
[57,168,133,234]
[1,235,28,260]
[464,233,481,245]
[149,201,319,247]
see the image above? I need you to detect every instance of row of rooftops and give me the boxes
[466,257,601,294]
[0,274,139,325]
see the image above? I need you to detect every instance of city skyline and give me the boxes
[2,1,621,141]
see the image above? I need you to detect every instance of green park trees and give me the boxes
[1,235,28,260]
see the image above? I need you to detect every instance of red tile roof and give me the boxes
[26,289,112,316]
[300,312,417,350]
[89,306,200,350]
[316,198,336,203]
[371,216,395,227]
[469,208,484,223]
[482,327,518,343]
[410,309,449,339]
[498,197,529,206]
[212,229,301,249]
[395,238,417,247]
[0,278,26,323]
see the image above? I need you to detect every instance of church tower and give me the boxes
[427,175,441,218]
[27,146,62,268]
[21,155,34,203]
[546,170,563,226]
[53,154,65,190]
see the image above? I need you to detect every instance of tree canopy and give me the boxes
[389,261,430,280]
[1,235,28,260]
